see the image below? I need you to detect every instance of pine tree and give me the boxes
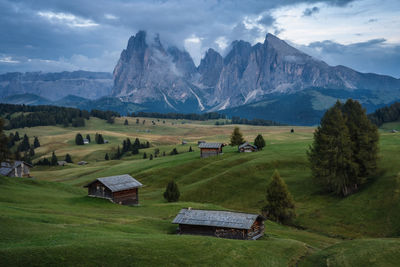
[14,131,20,141]
[19,134,30,152]
[86,134,91,143]
[230,127,245,146]
[308,101,359,196]
[262,170,295,224]
[0,118,10,162]
[143,152,147,159]
[51,151,58,166]
[75,133,84,145]
[254,134,266,150]
[136,118,139,124]
[189,146,193,152]
[126,138,132,151]
[65,153,73,163]
[163,180,180,202]
[124,119,129,125]
[115,146,121,159]
[170,148,178,155]
[149,154,153,160]
[33,136,40,148]
[162,151,166,157]
[105,153,109,160]
[29,146,35,157]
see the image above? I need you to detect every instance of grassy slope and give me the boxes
[2,119,400,266]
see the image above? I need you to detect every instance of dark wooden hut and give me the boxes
[172,208,265,240]
[238,142,258,153]
[84,174,143,205]
[198,142,224,158]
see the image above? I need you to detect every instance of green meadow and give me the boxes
[1,118,400,266]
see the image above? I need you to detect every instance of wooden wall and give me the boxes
[112,188,139,205]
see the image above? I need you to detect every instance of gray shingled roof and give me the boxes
[85,174,143,192]
[0,161,32,176]
[198,142,223,149]
[0,167,12,176]
[238,142,257,149]
[172,209,262,230]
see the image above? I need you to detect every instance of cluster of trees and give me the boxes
[229,127,266,150]
[231,116,282,126]
[308,99,379,196]
[0,103,90,129]
[368,101,400,126]
[36,152,73,166]
[130,111,226,121]
[114,138,150,159]
[0,104,125,130]
[95,133,105,144]
[0,119,10,162]
[4,130,41,164]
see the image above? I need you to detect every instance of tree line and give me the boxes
[130,111,226,121]
[368,101,400,126]
[0,104,121,129]
[231,116,282,126]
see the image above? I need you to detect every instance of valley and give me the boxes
[1,117,400,266]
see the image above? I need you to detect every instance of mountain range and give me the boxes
[1,31,400,125]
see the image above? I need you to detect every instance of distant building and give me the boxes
[57,161,67,166]
[0,161,32,177]
[83,139,90,145]
[197,141,205,145]
[182,140,188,145]
[238,142,258,153]
[77,161,88,165]
[198,142,224,158]
[104,140,109,143]
[391,129,398,133]
[172,208,265,240]
[84,174,143,205]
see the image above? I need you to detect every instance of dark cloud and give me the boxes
[296,39,400,78]
[0,0,386,75]
[303,6,320,16]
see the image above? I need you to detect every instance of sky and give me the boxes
[0,0,399,78]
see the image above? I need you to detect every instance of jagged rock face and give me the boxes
[112,31,400,112]
[112,31,200,110]
[0,71,112,101]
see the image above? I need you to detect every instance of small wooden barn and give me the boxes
[238,142,258,153]
[172,208,265,240]
[84,174,143,205]
[198,142,224,158]
[0,161,32,177]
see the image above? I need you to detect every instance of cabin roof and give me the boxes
[172,209,263,230]
[198,142,223,149]
[85,174,143,192]
[0,161,32,176]
[238,142,257,149]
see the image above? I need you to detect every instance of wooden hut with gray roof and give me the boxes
[84,174,143,205]
[198,142,224,158]
[172,208,265,240]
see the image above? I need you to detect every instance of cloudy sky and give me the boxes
[0,0,399,77]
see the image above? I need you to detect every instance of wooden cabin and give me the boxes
[0,161,32,177]
[238,142,258,153]
[198,142,224,158]
[172,208,265,240]
[84,174,143,205]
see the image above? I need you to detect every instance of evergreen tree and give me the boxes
[0,118,10,162]
[86,134,91,143]
[136,118,139,124]
[124,119,129,125]
[170,148,178,155]
[14,150,21,160]
[14,131,20,141]
[107,116,115,124]
[146,141,150,148]
[254,134,266,150]
[115,146,121,159]
[105,153,109,161]
[262,170,296,224]
[29,146,35,157]
[122,140,128,153]
[33,136,40,148]
[308,101,359,196]
[163,180,180,202]
[65,153,73,163]
[126,138,132,151]
[162,151,166,157]
[95,133,104,144]
[75,133,84,145]
[143,152,147,159]
[149,154,153,160]
[230,127,245,146]
[342,99,379,180]
[8,133,15,148]
[154,148,160,157]
[51,151,58,166]
[19,134,30,152]
[189,146,193,152]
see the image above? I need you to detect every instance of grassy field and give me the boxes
[1,118,400,266]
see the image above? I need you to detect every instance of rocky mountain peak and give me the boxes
[197,48,223,87]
